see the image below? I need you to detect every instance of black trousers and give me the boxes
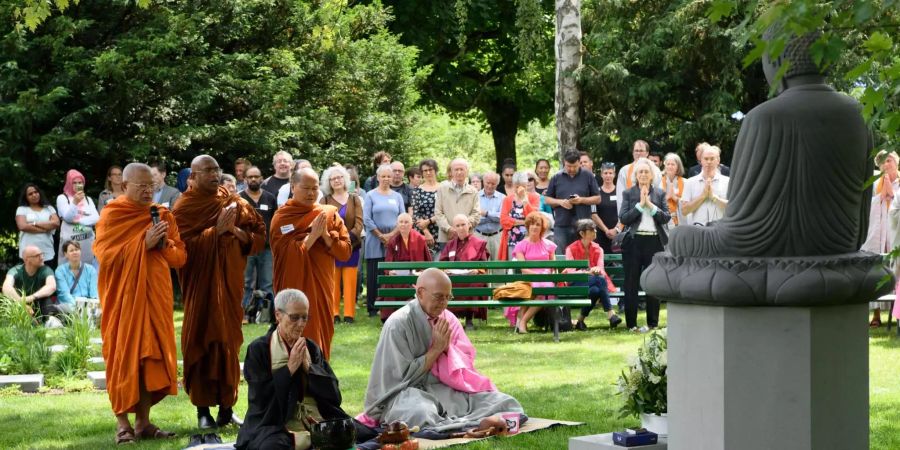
[623,234,663,329]
[365,257,384,314]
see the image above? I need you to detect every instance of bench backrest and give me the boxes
[376,260,591,299]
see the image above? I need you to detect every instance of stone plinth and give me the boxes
[87,371,107,390]
[569,433,667,450]
[0,374,44,392]
[667,303,868,450]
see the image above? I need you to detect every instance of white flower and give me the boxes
[649,374,662,384]
[659,352,667,367]
[628,354,640,367]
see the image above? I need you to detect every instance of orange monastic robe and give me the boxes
[94,197,187,415]
[174,187,265,408]
[270,199,351,360]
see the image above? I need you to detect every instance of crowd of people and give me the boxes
[3,142,752,448]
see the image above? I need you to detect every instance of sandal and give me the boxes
[136,424,176,440]
[115,427,136,445]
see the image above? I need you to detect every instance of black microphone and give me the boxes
[149,206,164,249]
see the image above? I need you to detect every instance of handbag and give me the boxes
[611,227,631,253]
[492,281,533,300]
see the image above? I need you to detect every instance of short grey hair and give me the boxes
[482,171,499,183]
[376,164,393,177]
[632,157,660,180]
[275,289,309,311]
[511,171,529,186]
[220,173,237,185]
[320,165,351,196]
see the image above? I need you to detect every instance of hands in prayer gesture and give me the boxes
[145,221,168,249]
[639,186,651,209]
[288,338,312,375]
[216,206,237,236]
[431,317,451,354]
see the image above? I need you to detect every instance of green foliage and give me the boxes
[51,309,92,377]
[0,295,51,375]
[580,0,769,167]
[376,0,556,167]
[617,329,668,417]
[44,374,95,392]
[707,0,900,150]
[0,230,18,270]
[0,0,423,228]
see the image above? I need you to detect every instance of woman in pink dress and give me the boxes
[512,212,557,334]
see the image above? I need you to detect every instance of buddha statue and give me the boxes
[667,31,873,258]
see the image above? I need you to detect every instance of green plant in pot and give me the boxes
[617,329,667,436]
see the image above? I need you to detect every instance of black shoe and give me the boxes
[197,412,217,430]
[216,408,241,427]
[368,310,377,318]
[464,321,475,332]
[202,433,223,444]
[187,434,204,447]
[343,317,355,324]
[334,316,341,325]
[574,320,587,331]
[609,315,622,328]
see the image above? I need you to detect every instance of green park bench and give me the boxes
[374,259,593,342]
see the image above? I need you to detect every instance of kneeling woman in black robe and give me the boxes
[237,289,375,450]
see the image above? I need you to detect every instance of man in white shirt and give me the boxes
[616,140,661,213]
[681,145,729,225]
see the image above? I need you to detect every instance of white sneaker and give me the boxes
[45,316,64,329]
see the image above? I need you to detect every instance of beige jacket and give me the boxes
[433,181,481,243]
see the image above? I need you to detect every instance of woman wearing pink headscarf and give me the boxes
[56,169,100,267]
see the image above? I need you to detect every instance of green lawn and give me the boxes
[1,307,898,449]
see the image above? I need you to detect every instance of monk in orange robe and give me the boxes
[271,168,351,360]
[174,155,266,429]
[94,163,186,444]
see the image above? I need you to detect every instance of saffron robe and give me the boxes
[94,197,187,415]
[358,299,523,432]
[438,235,489,320]
[175,187,266,407]
[270,200,351,360]
[380,230,432,322]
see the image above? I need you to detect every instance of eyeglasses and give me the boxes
[527,177,535,182]
[129,183,154,192]
[431,293,454,302]
[25,252,44,259]
[246,175,262,179]
[278,310,309,323]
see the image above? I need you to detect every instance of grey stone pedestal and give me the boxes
[569,433,667,450]
[667,303,868,450]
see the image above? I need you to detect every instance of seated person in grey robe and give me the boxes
[357,268,524,433]
[237,289,375,450]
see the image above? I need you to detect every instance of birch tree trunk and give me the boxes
[555,0,582,163]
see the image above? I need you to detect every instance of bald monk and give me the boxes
[359,268,524,432]
[270,168,351,360]
[94,163,187,444]
[174,155,266,429]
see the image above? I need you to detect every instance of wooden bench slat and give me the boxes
[379,286,589,297]
[379,260,588,269]
[374,299,593,308]
[377,273,589,284]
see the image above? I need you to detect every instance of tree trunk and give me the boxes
[480,99,520,171]
[555,0,582,165]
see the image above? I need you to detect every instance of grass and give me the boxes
[0,306,898,449]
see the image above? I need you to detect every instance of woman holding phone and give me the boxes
[57,169,100,267]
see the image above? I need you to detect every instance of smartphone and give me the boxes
[74,185,83,193]
[568,194,577,199]
[349,180,357,193]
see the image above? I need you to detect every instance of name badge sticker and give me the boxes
[610,195,617,202]
[448,251,456,258]
[260,204,269,211]
[388,198,398,205]
[161,202,170,208]
[280,224,295,234]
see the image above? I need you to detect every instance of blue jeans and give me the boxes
[571,275,611,318]
[243,247,273,309]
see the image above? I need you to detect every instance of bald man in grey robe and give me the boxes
[357,268,523,432]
